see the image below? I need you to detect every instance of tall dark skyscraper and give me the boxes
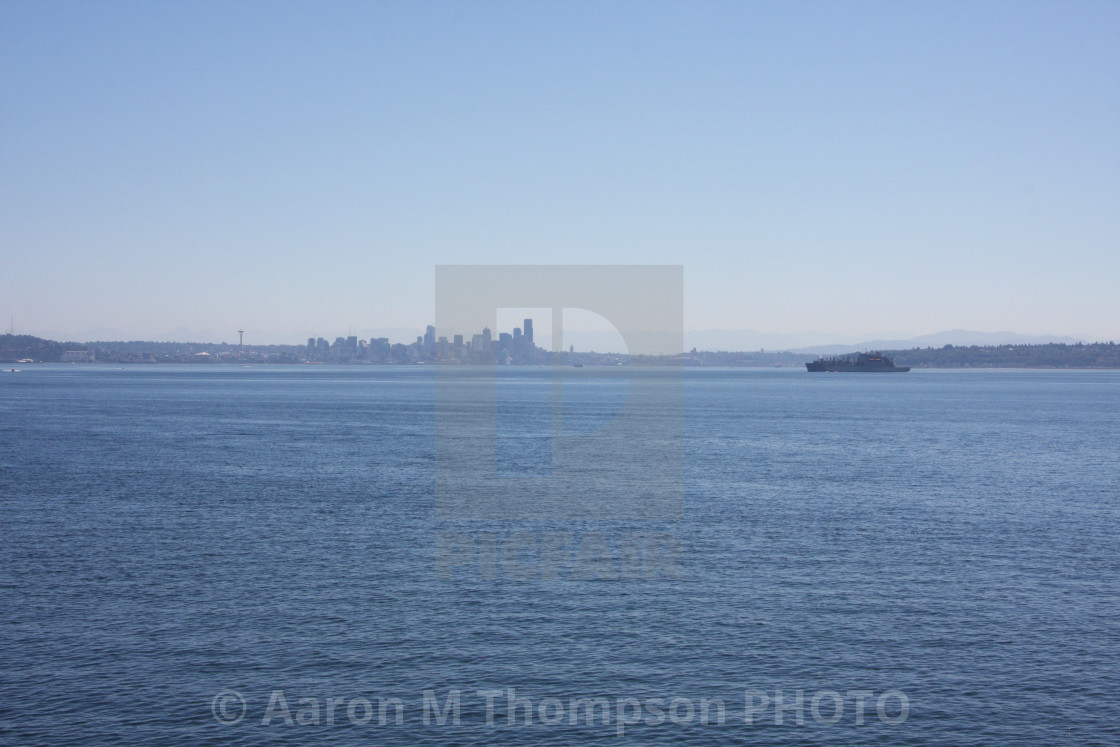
[523,318,533,346]
[424,325,436,351]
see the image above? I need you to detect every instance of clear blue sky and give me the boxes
[2,0,1117,345]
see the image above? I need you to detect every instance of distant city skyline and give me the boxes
[2,3,1118,344]
[4,318,1096,355]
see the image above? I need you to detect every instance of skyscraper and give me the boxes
[523,318,533,346]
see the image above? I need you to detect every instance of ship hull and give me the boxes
[805,363,910,372]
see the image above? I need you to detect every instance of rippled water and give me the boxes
[1,366,1117,745]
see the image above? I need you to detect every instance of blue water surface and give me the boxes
[1,365,1117,746]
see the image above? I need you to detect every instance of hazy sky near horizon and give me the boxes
[2,1,1118,345]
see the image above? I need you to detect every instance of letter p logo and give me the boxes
[434,265,683,521]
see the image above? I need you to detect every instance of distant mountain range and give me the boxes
[683,329,1082,355]
[6,332,1119,368]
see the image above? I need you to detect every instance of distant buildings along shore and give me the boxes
[304,319,550,364]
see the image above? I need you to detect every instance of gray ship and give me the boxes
[806,351,910,372]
